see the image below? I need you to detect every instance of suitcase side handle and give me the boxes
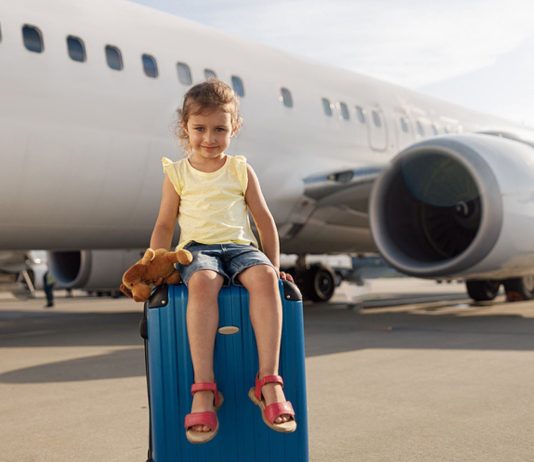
[147,284,169,309]
[282,280,302,301]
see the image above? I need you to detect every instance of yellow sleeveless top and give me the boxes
[161,155,258,250]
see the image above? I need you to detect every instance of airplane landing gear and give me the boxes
[503,276,534,301]
[289,256,336,302]
[465,280,500,302]
[465,276,534,302]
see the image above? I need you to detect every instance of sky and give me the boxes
[130,0,534,126]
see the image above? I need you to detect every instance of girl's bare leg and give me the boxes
[186,270,224,432]
[238,265,292,424]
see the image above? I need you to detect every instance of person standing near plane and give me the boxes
[43,269,55,308]
[149,79,296,444]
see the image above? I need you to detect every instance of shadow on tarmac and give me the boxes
[2,296,534,384]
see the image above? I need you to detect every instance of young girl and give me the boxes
[149,79,297,444]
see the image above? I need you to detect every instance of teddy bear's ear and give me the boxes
[171,249,193,265]
[141,248,155,265]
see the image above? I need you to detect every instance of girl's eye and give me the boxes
[217,128,228,132]
[194,127,204,132]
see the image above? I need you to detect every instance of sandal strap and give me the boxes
[184,411,217,431]
[191,382,221,408]
[264,401,295,425]
[254,374,284,401]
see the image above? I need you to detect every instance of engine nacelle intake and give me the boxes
[370,133,534,279]
[47,249,143,289]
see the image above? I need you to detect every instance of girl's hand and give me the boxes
[279,271,294,283]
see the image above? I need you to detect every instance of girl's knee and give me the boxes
[240,265,279,291]
[188,270,224,294]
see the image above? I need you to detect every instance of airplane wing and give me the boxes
[279,166,384,252]
[303,166,384,214]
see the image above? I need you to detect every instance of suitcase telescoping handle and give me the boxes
[140,301,153,462]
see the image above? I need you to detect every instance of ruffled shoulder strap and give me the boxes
[228,155,248,193]
[161,156,183,196]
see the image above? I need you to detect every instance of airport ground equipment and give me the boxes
[140,280,309,462]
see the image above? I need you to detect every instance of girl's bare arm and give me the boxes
[149,175,180,250]
[244,164,280,270]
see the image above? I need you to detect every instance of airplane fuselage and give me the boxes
[0,0,531,255]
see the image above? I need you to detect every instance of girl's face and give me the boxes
[184,108,235,160]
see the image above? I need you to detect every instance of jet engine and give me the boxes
[370,133,534,285]
[47,249,144,290]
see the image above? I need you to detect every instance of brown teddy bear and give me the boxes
[120,248,193,302]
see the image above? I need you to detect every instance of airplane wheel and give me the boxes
[502,276,534,302]
[302,264,336,302]
[465,280,500,301]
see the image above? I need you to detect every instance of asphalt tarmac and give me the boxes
[1,280,534,462]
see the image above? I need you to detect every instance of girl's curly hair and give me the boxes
[176,78,243,154]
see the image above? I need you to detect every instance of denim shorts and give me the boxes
[174,241,276,286]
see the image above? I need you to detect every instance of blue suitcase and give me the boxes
[140,280,309,462]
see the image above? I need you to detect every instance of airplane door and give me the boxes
[367,106,388,151]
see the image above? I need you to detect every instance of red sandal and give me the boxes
[248,374,297,433]
[184,382,224,444]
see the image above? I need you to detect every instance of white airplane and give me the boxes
[2,0,534,303]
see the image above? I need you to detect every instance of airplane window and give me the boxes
[105,45,123,70]
[280,88,293,108]
[142,54,158,78]
[177,62,192,85]
[231,75,245,97]
[355,106,366,124]
[400,117,409,133]
[22,25,44,53]
[67,35,86,62]
[322,98,333,117]
[372,110,382,127]
[416,120,425,136]
[204,69,217,80]
[340,102,350,120]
